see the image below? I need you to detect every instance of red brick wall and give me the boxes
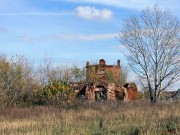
[126,84,138,100]
[86,66,120,83]
[104,66,120,83]
[86,59,121,83]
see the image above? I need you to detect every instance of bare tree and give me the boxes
[119,5,180,102]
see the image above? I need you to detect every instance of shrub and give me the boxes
[158,117,179,135]
[121,129,127,135]
[137,92,144,100]
[129,127,140,135]
[0,55,37,106]
[42,80,75,105]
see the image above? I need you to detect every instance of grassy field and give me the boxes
[0,101,179,135]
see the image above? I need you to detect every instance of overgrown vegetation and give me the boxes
[0,53,130,107]
[0,54,85,107]
[0,101,179,135]
[0,54,179,134]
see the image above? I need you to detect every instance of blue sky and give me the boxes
[0,0,180,87]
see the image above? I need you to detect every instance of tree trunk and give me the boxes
[148,82,154,103]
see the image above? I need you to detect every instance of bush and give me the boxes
[0,54,84,107]
[0,55,37,106]
[129,127,140,135]
[137,92,144,100]
[42,81,75,105]
[158,117,179,135]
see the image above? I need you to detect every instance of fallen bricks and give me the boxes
[70,82,137,101]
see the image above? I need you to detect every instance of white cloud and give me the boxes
[75,6,112,20]
[58,33,118,40]
[0,12,74,16]
[19,33,118,42]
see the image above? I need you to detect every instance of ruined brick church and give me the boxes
[74,59,138,101]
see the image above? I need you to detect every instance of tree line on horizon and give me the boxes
[0,54,129,107]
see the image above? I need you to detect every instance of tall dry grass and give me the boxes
[0,101,179,135]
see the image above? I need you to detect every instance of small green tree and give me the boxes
[71,66,86,82]
[87,66,99,83]
[105,70,115,83]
